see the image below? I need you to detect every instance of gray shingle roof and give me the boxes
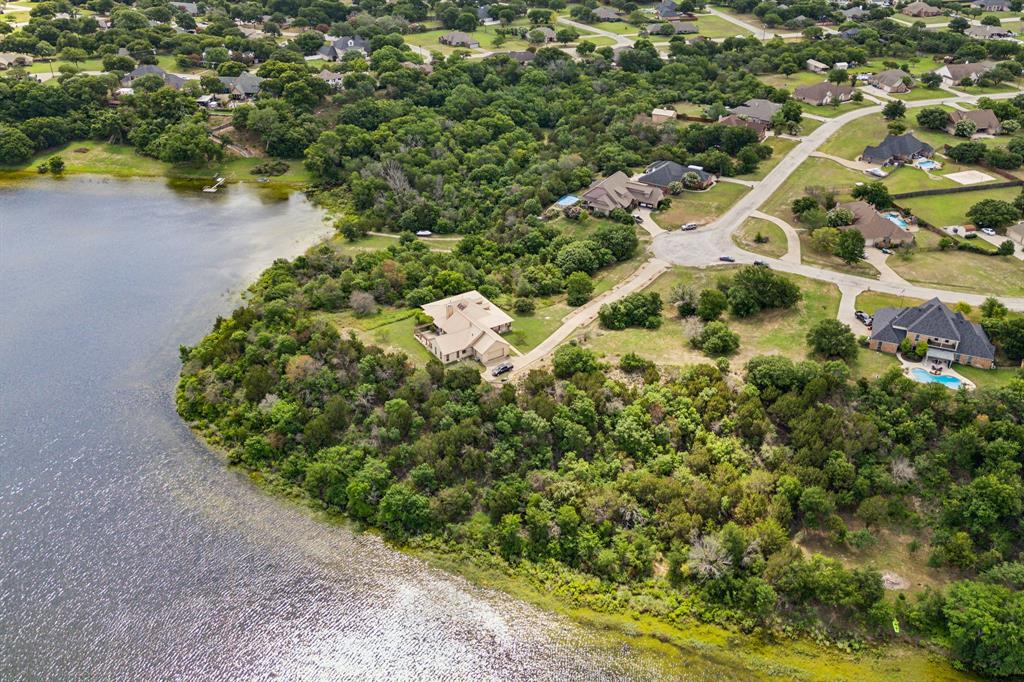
[870,298,996,360]
[728,98,781,123]
[861,133,933,164]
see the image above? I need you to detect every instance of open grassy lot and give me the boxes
[694,13,752,38]
[956,82,1023,96]
[760,157,865,221]
[888,230,1024,296]
[670,101,708,117]
[800,231,882,279]
[547,213,642,241]
[504,300,571,351]
[329,233,454,258]
[851,57,945,76]
[652,182,749,229]
[818,115,889,159]
[799,116,823,135]
[732,217,788,258]
[579,35,616,46]
[898,186,1021,227]
[404,26,530,51]
[736,136,797,181]
[891,87,949,102]
[591,20,639,34]
[579,266,841,368]
[800,99,872,118]
[0,141,312,185]
[855,290,926,314]
[757,70,827,90]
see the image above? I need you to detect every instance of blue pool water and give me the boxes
[556,195,579,207]
[917,159,940,170]
[909,367,963,388]
[884,212,909,229]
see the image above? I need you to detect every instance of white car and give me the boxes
[981,228,996,236]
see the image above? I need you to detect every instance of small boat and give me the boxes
[202,177,226,193]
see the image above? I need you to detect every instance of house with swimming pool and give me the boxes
[839,201,915,248]
[868,298,996,369]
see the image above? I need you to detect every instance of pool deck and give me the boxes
[899,356,975,390]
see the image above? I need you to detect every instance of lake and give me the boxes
[0,176,679,681]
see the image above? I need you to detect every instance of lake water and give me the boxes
[0,176,693,681]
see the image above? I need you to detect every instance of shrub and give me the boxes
[599,292,663,330]
[552,344,598,378]
[349,290,377,317]
[691,321,740,355]
[565,271,594,306]
[513,297,536,314]
[696,288,728,321]
[806,319,857,359]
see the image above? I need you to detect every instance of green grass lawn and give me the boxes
[760,157,866,221]
[404,26,530,51]
[800,99,872,118]
[891,87,948,102]
[504,301,571,351]
[580,266,841,368]
[898,186,1021,227]
[736,136,797,181]
[323,309,435,365]
[24,58,105,74]
[888,230,1024,296]
[732,217,788,258]
[956,83,1023,96]
[851,57,945,77]
[957,364,1024,389]
[591,20,639,34]
[670,101,708,117]
[799,117,823,135]
[819,115,889,160]
[0,141,312,186]
[652,182,749,229]
[800,231,882,279]
[580,35,616,46]
[850,346,903,380]
[695,13,752,38]
[758,70,827,90]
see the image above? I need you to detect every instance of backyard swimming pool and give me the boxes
[884,212,910,229]
[915,159,941,171]
[555,195,579,207]
[909,367,963,389]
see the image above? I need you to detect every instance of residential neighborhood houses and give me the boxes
[581,170,664,215]
[867,69,913,93]
[901,1,943,17]
[439,31,480,48]
[728,98,781,125]
[934,61,994,86]
[948,109,1002,136]
[316,36,370,60]
[965,25,1015,41]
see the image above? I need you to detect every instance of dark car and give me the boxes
[855,310,873,327]
[491,362,514,377]
[753,259,769,267]
[633,215,643,224]
[719,255,736,262]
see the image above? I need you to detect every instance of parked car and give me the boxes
[753,259,768,267]
[681,222,698,231]
[490,362,514,377]
[855,310,873,326]
[415,230,433,237]
[719,255,735,262]
[879,247,893,255]
[633,215,643,224]
[981,227,996,236]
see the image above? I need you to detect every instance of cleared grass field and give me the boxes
[757,70,826,90]
[652,182,749,229]
[818,115,889,160]
[694,13,752,38]
[888,230,1024,296]
[800,99,872,118]
[898,187,1022,227]
[760,157,865,221]
[579,266,841,368]
[800,232,882,279]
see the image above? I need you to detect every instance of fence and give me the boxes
[892,179,1022,200]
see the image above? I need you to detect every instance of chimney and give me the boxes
[445,302,454,318]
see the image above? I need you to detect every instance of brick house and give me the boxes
[868,298,996,368]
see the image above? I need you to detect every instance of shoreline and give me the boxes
[186,422,973,682]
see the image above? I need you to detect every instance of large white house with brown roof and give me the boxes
[416,291,513,364]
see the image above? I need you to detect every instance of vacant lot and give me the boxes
[758,70,825,90]
[800,99,872,118]
[819,115,889,160]
[653,182,749,229]
[737,136,797,181]
[898,186,1021,227]
[800,232,881,279]
[760,157,865,221]
[579,266,841,368]
[733,218,788,258]
[888,230,1024,296]
[695,13,752,38]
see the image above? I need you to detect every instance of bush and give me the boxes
[806,319,857,359]
[691,320,740,355]
[619,352,655,373]
[349,290,377,317]
[552,344,598,378]
[696,288,729,321]
[565,271,594,306]
[599,292,663,330]
[513,297,536,314]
